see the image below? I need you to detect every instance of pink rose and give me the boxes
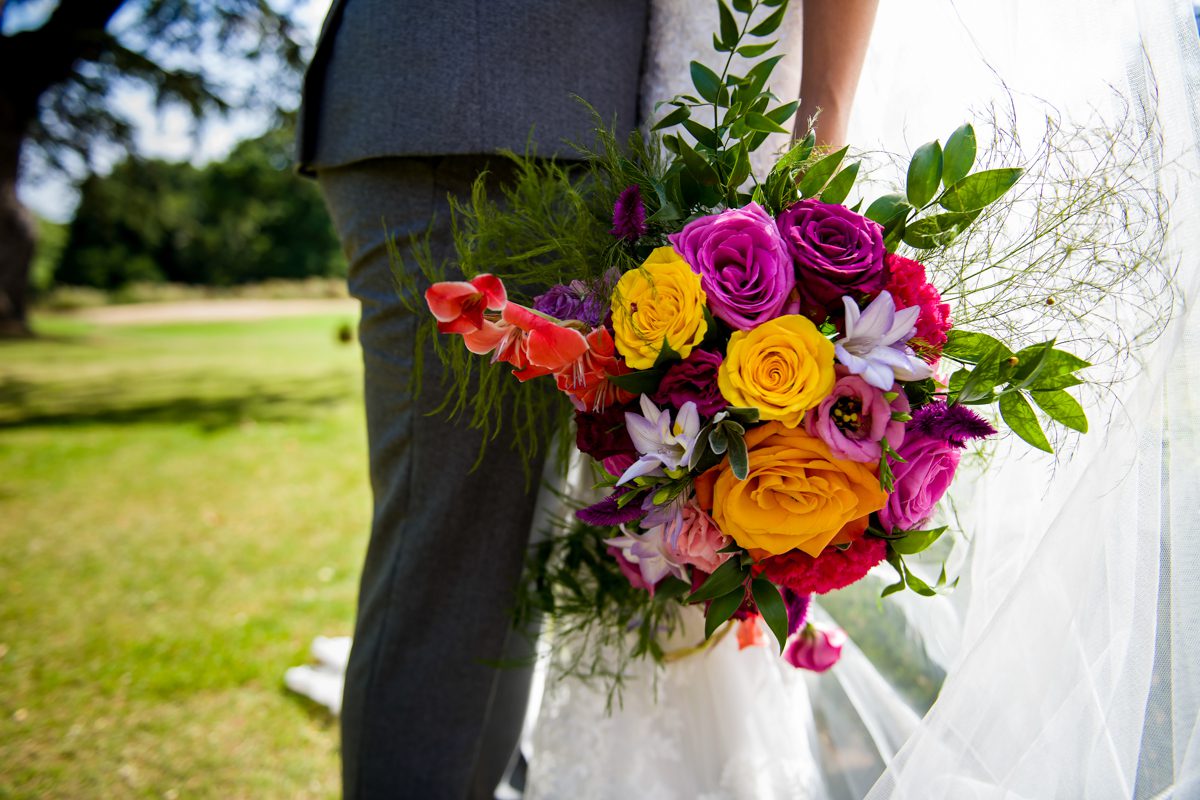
[879,430,961,532]
[805,367,910,463]
[784,624,847,672]
[669,503,730,574]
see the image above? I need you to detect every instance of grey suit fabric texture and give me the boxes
[302,2,650,798]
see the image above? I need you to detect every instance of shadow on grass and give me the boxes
[0,372,357,432]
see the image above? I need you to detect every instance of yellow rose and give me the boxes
[718,315,835,427]
[611,247,708,369]
[696,422,887,557]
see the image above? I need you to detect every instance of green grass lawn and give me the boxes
[0,312,369,798]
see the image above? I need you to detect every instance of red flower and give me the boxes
[756,536,887,595]
[424,274,507,334]
[502,303,588,378]
[882,254,952,359]
[556,328,634,412]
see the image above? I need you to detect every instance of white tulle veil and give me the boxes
[817,1,1200,797]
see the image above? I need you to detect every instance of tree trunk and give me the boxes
[0,102,33,337]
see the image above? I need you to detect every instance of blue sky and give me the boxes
[9,0,331,222]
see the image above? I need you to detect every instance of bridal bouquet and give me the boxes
[399,0,1130,682]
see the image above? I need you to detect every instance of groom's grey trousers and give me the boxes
[297,2,649,798]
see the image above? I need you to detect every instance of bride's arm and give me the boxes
[795,0,880,148]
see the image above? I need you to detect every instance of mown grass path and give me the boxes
[1,312,368,798]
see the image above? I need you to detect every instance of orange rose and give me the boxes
[697,421,887,557]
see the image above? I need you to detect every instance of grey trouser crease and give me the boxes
[318,157,542,800]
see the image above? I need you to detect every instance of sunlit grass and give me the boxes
[0,312,368,798]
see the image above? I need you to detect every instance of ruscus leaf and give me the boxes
[942,123,977,186]
[906,140,943,208]
[999,391,1053,453]
[705,589,745,639]
[751,579,789,653]
[939,167,1024,212]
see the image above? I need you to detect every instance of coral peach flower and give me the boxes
[424,274,507,334]
[502,303,589,374]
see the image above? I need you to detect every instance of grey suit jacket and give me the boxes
[297,0,651,175]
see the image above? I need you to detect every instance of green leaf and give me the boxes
[1007,340,1056,390]
[708,426,729,455]
[749,4,787,36]
[682,119,723,150]
[954,341,1011,404]
[744,55,785,93]
[652,104,691,131]
[705,589,745,639]
[881,579,907,598]
[864,192,912,226]
[687,557,747,603]
[608,368,666,395]
[999,391,1053,453]
[888,526,948,556]
[712,32,735,53]
[771,132,815,174]
[942,123,977,186]
[751,579,789,653]
[737,41,776,58]
[678,138,722,187]
[906,141,943,208]
[939,167,1024,212]
[653,337,682,368]
[820,162,860,205]
[902,211,980,249]
[797,146,849,198]
[745,111,790,134]
[1030,349,1091,386]
[904,569,938,597]
[733,0,753,12]
[942,329,1005,364]
[718,0,739,46]
[764,100,800,126]
[1033,373,1085,391]
[1030,388,1088,433]
[727,430,750,480]
[728,141,752,192]
[690,61,722,103]
[725,406,761,424]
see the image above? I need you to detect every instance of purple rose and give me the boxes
[667,202,794,330]
[575,404,636,462]
[805,367,909,462]
[777,199,887,316]
[650,350,728,417]
[878,430,961,532]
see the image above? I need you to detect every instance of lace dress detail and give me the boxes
[639,0,806,179]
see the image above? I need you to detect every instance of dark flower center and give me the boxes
[831,396,864,433]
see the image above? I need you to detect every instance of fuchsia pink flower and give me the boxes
[777,199,887,317]
[784,624,847,672]
[668,202,794,330]
[805,367,909,463]
[879,430,961,532]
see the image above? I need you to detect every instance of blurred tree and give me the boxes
[55,124,343,289]
[0,0,306,334]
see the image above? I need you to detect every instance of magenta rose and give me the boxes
[784,624,847,672]
[805,367,909,462]
[777,199,887,316]
[650,349,727,417]
[879,430,961,532]
[667,202,794,330]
